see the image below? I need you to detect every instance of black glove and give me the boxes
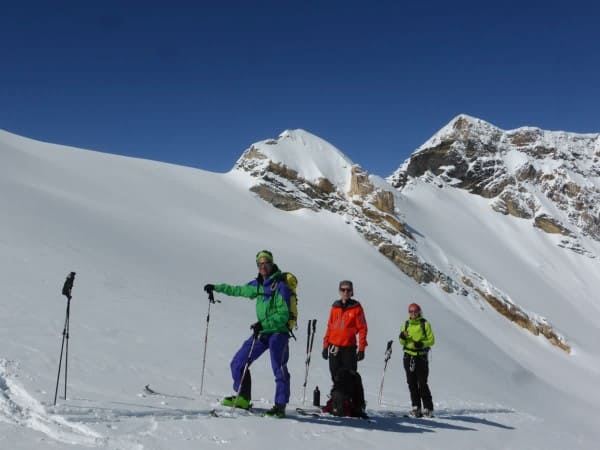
[204,284,215,294]
[357,350,365,361]
[399,331,408,340]
[413,341,424,349]
[250,321,262,337]
[322,348,329,360]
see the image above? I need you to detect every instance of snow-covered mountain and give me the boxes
[1,124,599,450]
[389,114,600,252]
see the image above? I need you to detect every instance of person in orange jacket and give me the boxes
[322,280,368,380]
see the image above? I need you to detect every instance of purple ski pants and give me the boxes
[230,332,290,405]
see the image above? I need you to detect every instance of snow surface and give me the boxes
[1,129,599,449]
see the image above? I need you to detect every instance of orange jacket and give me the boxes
[323,299,368,352]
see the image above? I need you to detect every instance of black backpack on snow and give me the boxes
[323,368,366,417]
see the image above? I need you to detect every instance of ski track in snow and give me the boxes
[0,359,142,449]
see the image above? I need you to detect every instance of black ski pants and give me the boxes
[328,345,357,382]
[403,353,433,411]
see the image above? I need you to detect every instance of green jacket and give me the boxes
[399,317,435,356]
[214,269,292,335]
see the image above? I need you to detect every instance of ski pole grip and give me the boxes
[207,291,220,303]
[62,272,76,300]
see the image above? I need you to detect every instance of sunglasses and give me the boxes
[339,288,352,292]
[256,261,273,268]
[409,309,420,314]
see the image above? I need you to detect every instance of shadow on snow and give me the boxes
[52,401,516,433]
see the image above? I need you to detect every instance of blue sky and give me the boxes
[2,0,599,176]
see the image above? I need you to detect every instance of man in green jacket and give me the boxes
[399,302,435,418]
[204,250,292,418]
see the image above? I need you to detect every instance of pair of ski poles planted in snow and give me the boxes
[53,271,76,406]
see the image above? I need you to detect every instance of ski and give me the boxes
[142,384,195,400]
[377,410,435,419]
[403,412,434,418]
[296,407,375,422]
[296,407,323,417]
[210,406,290,419]
[209,408,253,418]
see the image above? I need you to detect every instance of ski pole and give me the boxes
[54,272,76,406]
[378,340,393,405]
[200,290,220,395]
[309,319,317,359]
[231,332,258,415]
[302,320,311,405]
[302,319,317,405]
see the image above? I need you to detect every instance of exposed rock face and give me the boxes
[250,184,306,211]
[349,165,374,197]
[473,288,570,353]
[458,271,571,353]
[491,185,538,218]
[389,115,600,246]
[379,244,459,293]
[534,214,573,236]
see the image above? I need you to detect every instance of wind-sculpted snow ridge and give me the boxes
[389,114,600,256]
[0,359,107,447]
[234,129,571,352]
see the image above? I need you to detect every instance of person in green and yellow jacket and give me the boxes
[204,250,292,418]
[399,302,435,418]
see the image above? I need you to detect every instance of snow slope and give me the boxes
[1,129,599,449]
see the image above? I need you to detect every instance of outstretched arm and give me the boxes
[214,282,258,299]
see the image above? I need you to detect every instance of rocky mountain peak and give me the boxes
[235,128,354,193]
[420,114,501,149]
[388,115,600,251]
[234,129,397,214]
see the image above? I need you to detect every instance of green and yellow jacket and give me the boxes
[399,317,435,356]
[214,269,292,335]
